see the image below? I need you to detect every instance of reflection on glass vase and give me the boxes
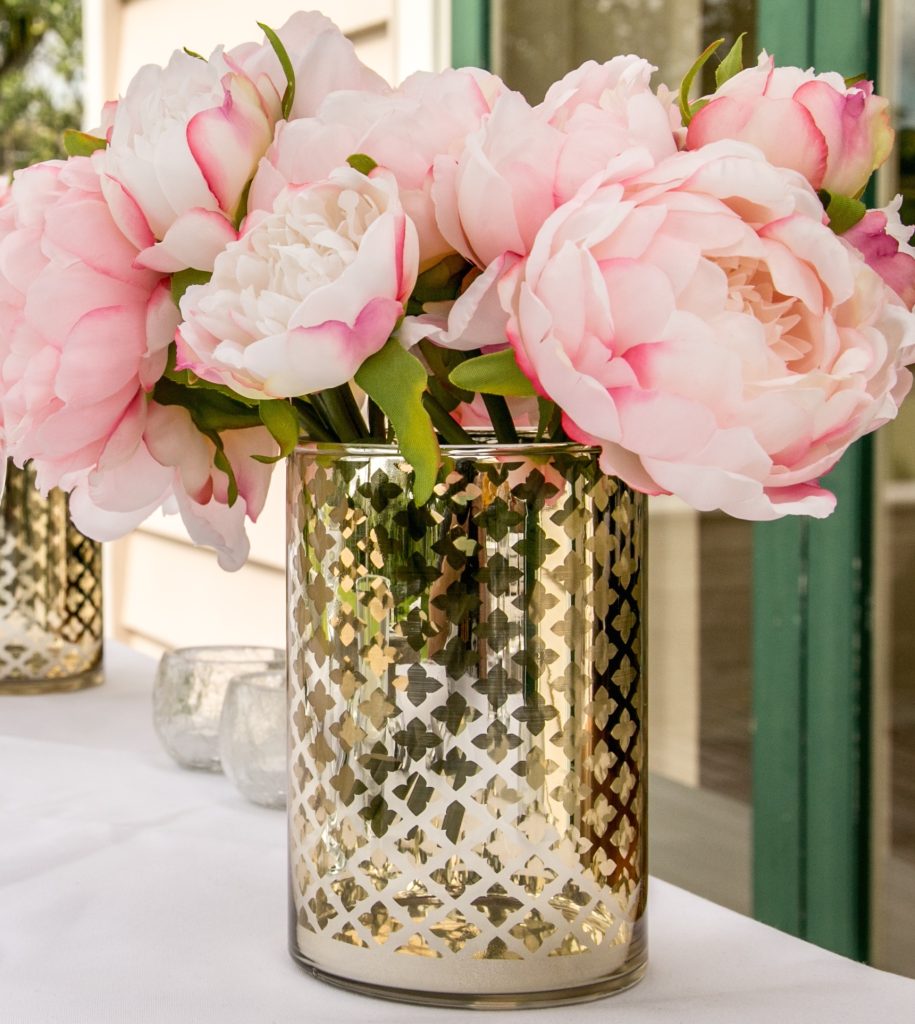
[287,442,647,1008]
[0,462,103,693]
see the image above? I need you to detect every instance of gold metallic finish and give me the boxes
[287,443,646,1006]
[0,463,103,693]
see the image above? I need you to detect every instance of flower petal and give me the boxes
[135,207,238,273]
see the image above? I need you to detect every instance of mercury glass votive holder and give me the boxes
[153,646,284,771]
[219,668,286,808]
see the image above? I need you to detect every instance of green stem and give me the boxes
[292,399,334,442]
[422,393,474,445]
[332,383,370,439]
[482,394,519,444]
[311,391,353,442]
[315,386,367,442]
[368,400,386,441]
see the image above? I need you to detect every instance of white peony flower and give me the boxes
[176,166,419,398]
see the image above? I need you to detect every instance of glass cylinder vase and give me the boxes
[0,462,103,693]
[287,442,646,1008]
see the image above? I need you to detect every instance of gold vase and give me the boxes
[0,462,103,693]
[286,442,647,1008]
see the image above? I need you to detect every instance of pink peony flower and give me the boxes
[349,69,504,268]
[538,56,681,203]
[66,399,277,571]
[0,157,177,496]
[99,16,384,275]
[248,67,503,269]
[687,52,894,197]
[431,89,564,269]
[0,155,277,570]
[145,406,276,571]
[409,60,680,353]
[843,196,915,310]
[176,166,419,398]
[227,11,388,121]
[399,252,520,352]
[501,142,915,519]
[100,49,275,270]
[247,115,362,218]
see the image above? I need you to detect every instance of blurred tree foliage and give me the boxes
[0,0,82,174]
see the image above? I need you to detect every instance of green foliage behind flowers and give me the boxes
[0,0,82,172]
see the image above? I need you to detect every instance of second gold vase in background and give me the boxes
[0,462,103,694]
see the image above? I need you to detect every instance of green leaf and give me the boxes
[183,47,206,61]
[679,38,724,126]
[449,348,536,397]
[170,267,212,307]
[427,375,461,413]
[355,337,441,504]
[152,377,262,432]
[825,192,867,235]
[233,179,252,229]
[257,399,300,462]
[845,73,868,88]
[411,253,470,306]
[63,129,107,157]
[715,33,746,88]
[716,33,745,88]
[257,21,296,120]
[213,446,239,506]
[346,153,378,175]
[419,339,473,404]
[163,362,260,407]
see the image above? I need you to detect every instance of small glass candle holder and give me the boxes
[153,646,284,771]
[219,668,286,808]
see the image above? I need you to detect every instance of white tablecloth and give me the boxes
[2,643,913,1023]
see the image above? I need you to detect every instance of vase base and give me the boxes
[0,658,103,695]
[289,944,648,1010]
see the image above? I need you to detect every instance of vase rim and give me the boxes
[293,436,600,459]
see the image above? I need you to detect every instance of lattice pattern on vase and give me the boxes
[287,444,646,999]
[0,462,103,690]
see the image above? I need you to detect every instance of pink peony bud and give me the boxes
[687,52,894,198]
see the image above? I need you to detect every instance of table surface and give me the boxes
[2,643,914,1024]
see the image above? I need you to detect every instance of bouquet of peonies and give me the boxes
[0,14,913,570]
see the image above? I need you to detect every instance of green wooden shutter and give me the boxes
[451,0,490,69]
[754,0,878,961]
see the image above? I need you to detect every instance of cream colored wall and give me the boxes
[90,0,449,655]
[84,0,451,125]
[646,497,702,788]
